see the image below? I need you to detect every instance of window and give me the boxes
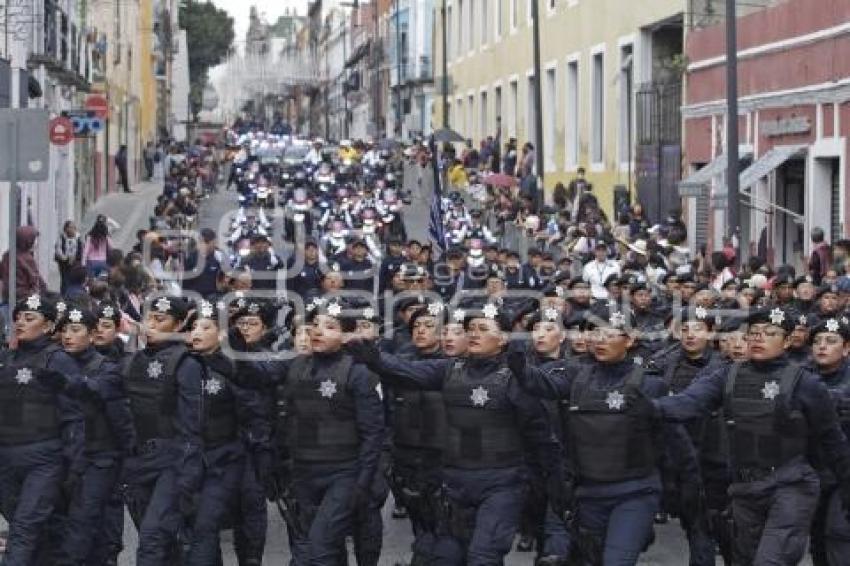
[526,74,536,151]
[591,49,604,165]
[509,79,518,138]
[565,58,579,168]
[544,66,556,171]
[469,0,476,51]
[456,97,464,134]
[480,90,489,138]
[481,0,489,46]
[510,0,518,31]
[618,43,634,165]
[494,86,503,131]
[457,0,464,56]
[495,0,502,40]
[467,94,475,140]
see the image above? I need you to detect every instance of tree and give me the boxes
[179,0,235,118]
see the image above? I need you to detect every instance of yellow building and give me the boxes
[139,0,159,148]
[434,0,686,220]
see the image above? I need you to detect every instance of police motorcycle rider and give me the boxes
[808,316,850,566]
[509,302,699,565]
[646,306,724,566]
[55,304,135,566]
[0,294,84,565]
[234,298,384,565]
[120,295,204,565]
[652,306,850,565]
[347,302,561,565]
[467,210,498,246]
[185,300,267,566]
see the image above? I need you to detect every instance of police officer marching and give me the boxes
[348,301,559,565]
[510,303,697,565]
[121,295,204,565]
[387,301,448,564]
[55,304,135,566]
[808,315,850,565]
[653,306,850,564]
[240,298,385,565]
[0,294,83,565]
[185,299,267,565]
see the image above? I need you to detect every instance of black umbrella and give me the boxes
[432,128,465,143]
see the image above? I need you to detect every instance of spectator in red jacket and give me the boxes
[0,225,48,303]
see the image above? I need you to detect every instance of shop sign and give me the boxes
[761,117,811,137]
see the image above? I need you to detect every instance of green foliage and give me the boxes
[179,0,234,117]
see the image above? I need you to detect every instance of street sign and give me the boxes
[0,109,50,338]
[85,93,109,119]
[62,109,104,135]
[49,116,74,145]
[0,109,50,181]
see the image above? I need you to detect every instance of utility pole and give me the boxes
[372,0,381,136]
[441,0,448,128]
[531,0,545,203]
[394,0,403,138]
[726,0,740,247]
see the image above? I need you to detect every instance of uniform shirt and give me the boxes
[67,346,135,455]
[8,336,85,474]
[517,357,699,498]
[582,259,621,300]
[656,355,850,482]
[370,351,561,476]
[240,351,385,490]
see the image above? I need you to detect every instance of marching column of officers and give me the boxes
[5,288,850,565]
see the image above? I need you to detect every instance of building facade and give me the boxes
[680,0,850,269]
[1,0,171,278]
[433,0,685,219]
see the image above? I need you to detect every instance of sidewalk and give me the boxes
[46,180,163,289]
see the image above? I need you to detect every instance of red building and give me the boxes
[679,0,850,269]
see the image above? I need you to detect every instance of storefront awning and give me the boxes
[738,144,807,189]
[678,146,753,197]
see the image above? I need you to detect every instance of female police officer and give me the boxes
[653,306,850,565]
[509,303,696,565]
[347,301,559,566]
[55,304,134,565]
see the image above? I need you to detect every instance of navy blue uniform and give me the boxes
[95,338,133,564]
[656,356,850,565]
[243,352,384,565]
[652,347,725,566]
[810,359,850,566]
[186,350,267,566]
[60,346,135,565]
[517,358,698,565]
[0,336,84,566]
[121,342,204,566]
[370,352,559,565]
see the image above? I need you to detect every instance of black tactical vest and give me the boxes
[663,350,726,466]
[78,354,119,453]
[566,366,657,482]
[276,354,360,463]
[0,343,62,446]
[724,363,808,471]
[201,354,239,448]
[391,354,446,451]
[442,360,524,470]
[123,344,187,443]
[814,366,850,485]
